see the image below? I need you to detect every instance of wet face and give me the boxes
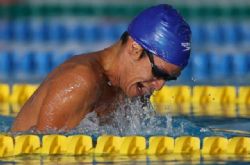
[119,38,182,97]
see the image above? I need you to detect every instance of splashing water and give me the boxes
[3,97,246,138]
[72,97,207,137]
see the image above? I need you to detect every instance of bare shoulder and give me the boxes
[11,54,103,132]
[46,55,101,92]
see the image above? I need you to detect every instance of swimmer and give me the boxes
[11,4,191,132]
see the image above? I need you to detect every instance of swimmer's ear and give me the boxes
[127,37,143,60]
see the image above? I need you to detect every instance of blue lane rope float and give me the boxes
[0,51,249,80]
[0,21,250,44]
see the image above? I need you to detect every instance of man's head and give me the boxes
[117,4,191,97]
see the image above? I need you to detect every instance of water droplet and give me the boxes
[191,77,196,82]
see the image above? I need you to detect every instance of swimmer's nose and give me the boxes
[151,79,165,91]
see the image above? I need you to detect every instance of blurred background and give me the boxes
[0,0,250,85]
[0,1,249,148]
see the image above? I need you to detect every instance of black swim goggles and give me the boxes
[144,50,177,81]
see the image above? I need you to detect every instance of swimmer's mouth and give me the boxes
[136,82,152,96]
[137,82,143,95]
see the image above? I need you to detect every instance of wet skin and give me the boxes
[11,37,181,132]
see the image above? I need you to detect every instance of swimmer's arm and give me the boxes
[35,74,97,131]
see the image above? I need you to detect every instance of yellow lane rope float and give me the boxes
[0,135,250,157]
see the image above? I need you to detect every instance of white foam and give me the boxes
[73,96,200,136]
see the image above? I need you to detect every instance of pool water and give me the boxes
[1,1,250,164]
[0,97,250,164]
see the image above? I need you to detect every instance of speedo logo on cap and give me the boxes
[181,42,191,51]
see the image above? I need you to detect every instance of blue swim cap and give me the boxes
[127,4,191,68]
